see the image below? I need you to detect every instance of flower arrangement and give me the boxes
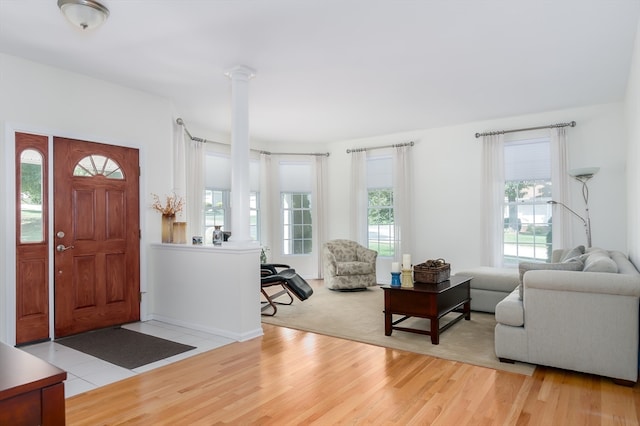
[151,193,184,216]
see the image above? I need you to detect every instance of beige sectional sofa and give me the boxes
[494,247,640,383]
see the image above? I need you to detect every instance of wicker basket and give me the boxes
[414,259,451,283]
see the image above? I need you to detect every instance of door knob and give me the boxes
[56,244,75,252]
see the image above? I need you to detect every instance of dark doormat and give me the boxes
[56,327,196,369]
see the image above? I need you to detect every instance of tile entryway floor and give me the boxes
[19,320,234,398]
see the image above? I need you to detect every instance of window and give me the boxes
[204,188,229,230]
[279,161,313,255]
[367,156,394,257]
[20,149,45,243]
[282,192,312,254]
[203,189,260,242]
[503,138,553,265]
[249,192,259,241]
[203,152,260,241]
[368,189,394,256]
[73,155,123,179]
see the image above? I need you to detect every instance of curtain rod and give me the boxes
[346,141,414,154]
[474,121,576,138]
[176,118,329,157]
[257,150,329,157]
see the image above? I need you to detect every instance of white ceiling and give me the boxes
[1,1,639,145]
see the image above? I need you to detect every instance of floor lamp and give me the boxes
[547,167,599,248]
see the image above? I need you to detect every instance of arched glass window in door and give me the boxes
[73,155,124,179]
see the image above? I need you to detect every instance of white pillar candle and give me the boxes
[391,262,400,273]
[402,254,411,270]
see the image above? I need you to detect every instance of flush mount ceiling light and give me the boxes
[58,0,110,31]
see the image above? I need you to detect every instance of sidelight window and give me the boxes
[19,149,45,243]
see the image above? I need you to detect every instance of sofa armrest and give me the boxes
[524,269,640,297]
[356,246,377,264]
[323,249,338,274]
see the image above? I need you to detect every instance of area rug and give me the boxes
[262,283,535,376]
[56,327,196,369]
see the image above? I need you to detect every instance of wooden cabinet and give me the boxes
[0,343,67,425]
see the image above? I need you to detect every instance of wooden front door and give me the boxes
[53,137,140,338]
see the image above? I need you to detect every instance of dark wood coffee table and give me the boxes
[382,275,472,345]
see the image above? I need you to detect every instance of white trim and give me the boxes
[3,126,17,345]
[148,314,264,342]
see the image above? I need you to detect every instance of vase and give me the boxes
[161,214,175,243]
[173,222,187,244]
[213,225,223,245]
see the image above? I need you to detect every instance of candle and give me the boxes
[402,254,411,270]
[391,262,400,273]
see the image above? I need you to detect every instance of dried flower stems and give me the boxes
[151,193,184,216]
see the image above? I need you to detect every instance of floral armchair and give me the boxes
[323,239,378,290]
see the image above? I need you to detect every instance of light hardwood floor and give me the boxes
[66,323,640,425]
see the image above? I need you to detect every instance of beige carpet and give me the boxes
[262,282,535,376]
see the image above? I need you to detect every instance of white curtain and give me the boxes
[173,122,186,200]
[313,155,328,277]
[393,145,413,261]
[481,134,505,267]
[259,153,273,258]
[550,127,572,249]
[185,139,204,239]
[350,151,368,244]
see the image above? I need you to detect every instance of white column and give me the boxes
[225,65,256,244]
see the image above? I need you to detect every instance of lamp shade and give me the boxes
[569,167,599,181]
[58,0,110,31]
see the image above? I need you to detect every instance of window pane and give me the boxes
[281,192,312,255]
[73,155,123,179]
[503,138,552,265]
[368,188,394,257]
[503,179,552,265]
[204,189,229,241]
[20,149,44,243]
[293,194,303,208]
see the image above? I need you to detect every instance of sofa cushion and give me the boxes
[582,251,618,273]
[335,261,375,276]
[560,245,585,263]
[331,244,357,262]
[610,250,640,276]
[518,260,584,300]
[495,289,524,327]
[457,266,519,293]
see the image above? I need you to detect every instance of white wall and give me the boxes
[0,53,175,343]
[321,103,628,279]
[149,244,261,341]
[625,18,640,268]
